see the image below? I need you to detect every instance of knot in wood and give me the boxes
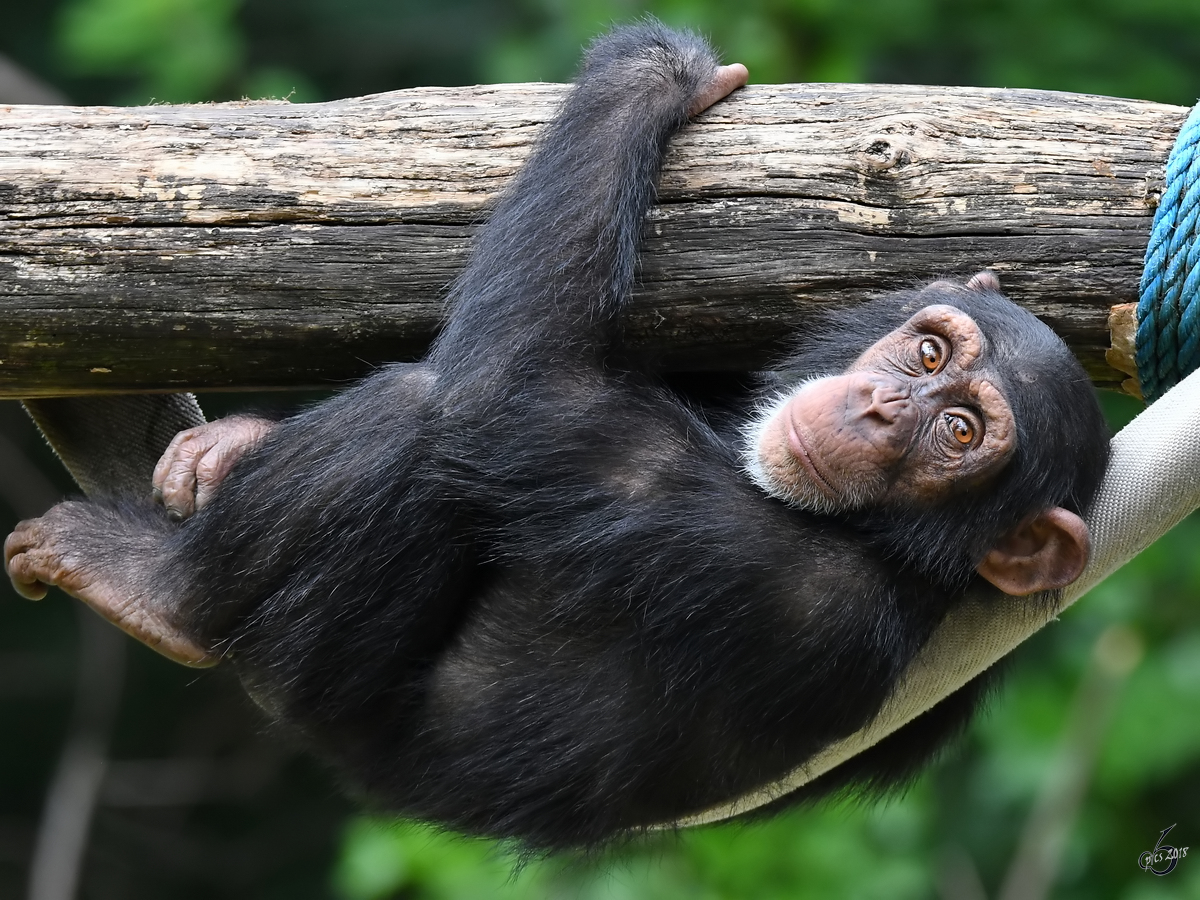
[859,135,910,173]
[1143,169,1165,209]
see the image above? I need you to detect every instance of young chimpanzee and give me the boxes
[5,24,1109,848]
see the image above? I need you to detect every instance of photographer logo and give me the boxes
[1138,824,1188,876]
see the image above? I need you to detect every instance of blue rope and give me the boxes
[1137,102,1200,402]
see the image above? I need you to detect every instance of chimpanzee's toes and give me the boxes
[5,516,67,600]
[4,508,219,668]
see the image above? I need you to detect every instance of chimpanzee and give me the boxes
[5,24,1109,849]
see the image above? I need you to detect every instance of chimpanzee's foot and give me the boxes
[4,504,217,667]
[688,63,748,116]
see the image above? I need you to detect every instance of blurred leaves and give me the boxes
[35,0,1200,105]
[57,0,244,102]
[333,801,936,900]
[54,0,319,102]
[473,0,1200,101]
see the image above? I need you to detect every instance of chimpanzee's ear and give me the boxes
[976,507,1090,596]
[966,270,1002,293]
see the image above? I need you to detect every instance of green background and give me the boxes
[2,1,1200,897]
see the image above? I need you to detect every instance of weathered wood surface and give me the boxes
[0,83,1183,396]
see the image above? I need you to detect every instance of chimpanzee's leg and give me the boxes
[4,364,443,667]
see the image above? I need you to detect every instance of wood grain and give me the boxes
[0,83,1181,396]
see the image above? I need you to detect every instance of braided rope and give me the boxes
[1137,102,1200,402]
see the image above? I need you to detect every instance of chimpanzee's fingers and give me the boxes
[193,442,242,512]
[192,417,277,511]
[152,431,181,499]
[153,427,202,502]
[159,431,212,520]
[688,63,748,117]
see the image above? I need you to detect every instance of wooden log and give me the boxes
[0,83,1183,397]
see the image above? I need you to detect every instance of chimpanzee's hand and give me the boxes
[687,63,748,117]
[152,416,276,520]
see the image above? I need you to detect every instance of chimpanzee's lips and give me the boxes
[786,418,837,498]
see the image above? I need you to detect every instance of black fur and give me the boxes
[58,24,1109,849]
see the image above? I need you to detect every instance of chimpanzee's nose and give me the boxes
[863,382,909,424]
[844,374,918,460]
[852,375,911,426]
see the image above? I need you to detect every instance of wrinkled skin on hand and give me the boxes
[152,416,276,520]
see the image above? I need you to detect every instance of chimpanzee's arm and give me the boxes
[429,25,745,381]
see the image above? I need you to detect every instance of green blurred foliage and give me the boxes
[4,0,1200,898]
[332,800,936,900]
[58,0,244,101]
[16,0,1200,105]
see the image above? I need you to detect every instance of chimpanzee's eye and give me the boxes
[920,338,942,372]
[945,413,975,445]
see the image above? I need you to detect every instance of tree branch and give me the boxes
[0,83,1181,396]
